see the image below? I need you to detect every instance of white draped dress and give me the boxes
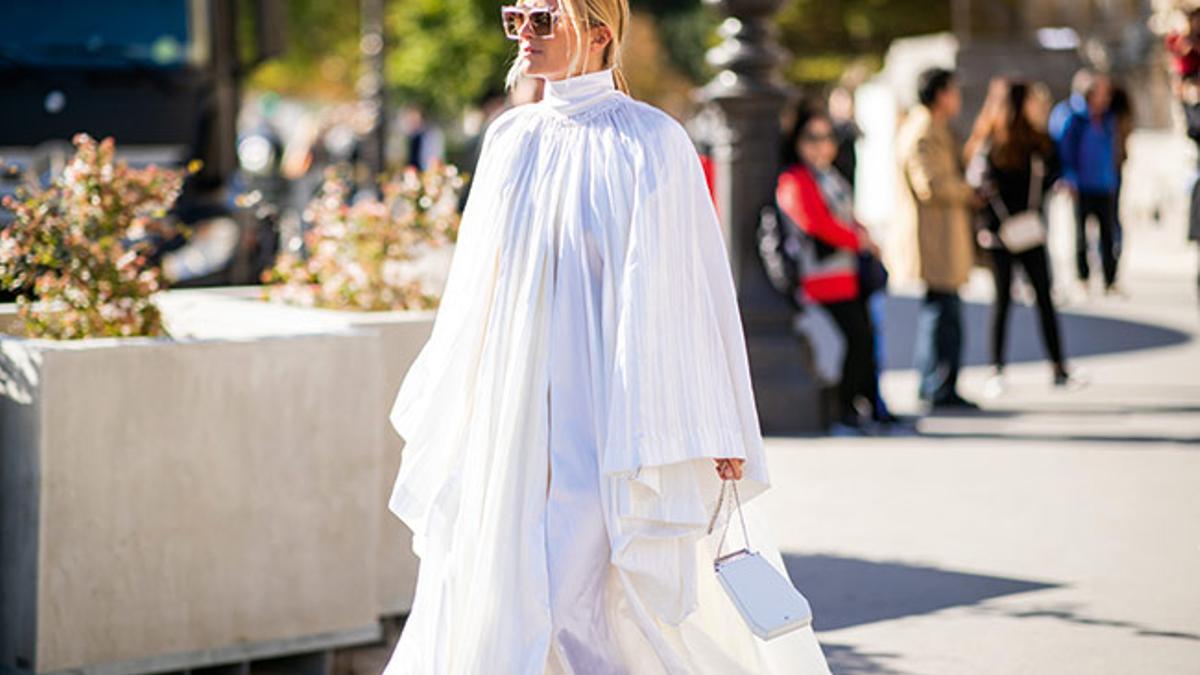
[381,67,830,675]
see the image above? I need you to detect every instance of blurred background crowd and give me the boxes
[3,0,1199,423]
[3,2,1200,673]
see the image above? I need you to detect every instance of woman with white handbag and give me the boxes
[966,79,1075,396]
[380,0,830,671]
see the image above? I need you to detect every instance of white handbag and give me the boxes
[706,479,813,640]
[989,155,1047,254]
[997,210,1046,253]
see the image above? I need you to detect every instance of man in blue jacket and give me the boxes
[1059,73,1121,295]
[1049,69,1092,143]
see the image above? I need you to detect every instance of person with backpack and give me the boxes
[776,106,895,430]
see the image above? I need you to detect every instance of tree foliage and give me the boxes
[385,0,514,118]
[776,0,951,84]
[247,0,952,110]
[247,0,363,99]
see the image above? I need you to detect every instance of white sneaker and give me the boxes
[1054,366,1090,391]
[983,371,1007,399]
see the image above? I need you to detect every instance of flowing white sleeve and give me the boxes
[385,110,515,556]
[603,113,772,624]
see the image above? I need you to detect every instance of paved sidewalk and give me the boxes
[762,132,1200,674]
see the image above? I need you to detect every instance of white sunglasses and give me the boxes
[500,5,563,39]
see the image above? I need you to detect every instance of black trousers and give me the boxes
[990,245,1065,370]
[1075,191,1119,287]
[1185,101,1200,144]
[823,297,880,420]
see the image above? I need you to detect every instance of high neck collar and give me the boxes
[541,67,620,117]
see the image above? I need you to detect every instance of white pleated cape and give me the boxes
[382,68,829,675]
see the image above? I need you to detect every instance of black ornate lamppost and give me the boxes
[700,0,829,432]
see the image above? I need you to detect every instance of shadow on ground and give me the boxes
[968,604,1200,643]
[873,294,1192,370]
[781,553,1059,632]
[819,642,912,675]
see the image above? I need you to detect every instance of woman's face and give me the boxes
[797,118,837,170]
[1024,87,1051,131]
[512,0,586,81]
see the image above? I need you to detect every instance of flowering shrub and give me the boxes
[262,161,465,311]
[0,134,186,339]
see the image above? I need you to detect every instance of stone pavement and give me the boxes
[346,132,1198,675]
[762,131,1200,674]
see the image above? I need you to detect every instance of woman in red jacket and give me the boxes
[777,107,888,430]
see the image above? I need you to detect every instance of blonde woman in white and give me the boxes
[381,0,831,672]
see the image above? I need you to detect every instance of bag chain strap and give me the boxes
[706,479,751,561]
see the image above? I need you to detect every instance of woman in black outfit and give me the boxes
[968,79,1073,391]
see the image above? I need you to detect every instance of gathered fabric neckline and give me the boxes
[540,67,622,118]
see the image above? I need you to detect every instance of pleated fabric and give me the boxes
[382,67,830,675]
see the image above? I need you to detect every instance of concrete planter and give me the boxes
[0,290,433,674]
[174,287,433,617]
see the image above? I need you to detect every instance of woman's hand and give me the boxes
[864,238,882,259]
[976,228,998,249]
[856,230,882,258]
[714,458,745,481]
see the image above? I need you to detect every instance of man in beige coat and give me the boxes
[897,67,980,409]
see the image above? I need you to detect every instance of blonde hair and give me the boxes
[504,0,631,95]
